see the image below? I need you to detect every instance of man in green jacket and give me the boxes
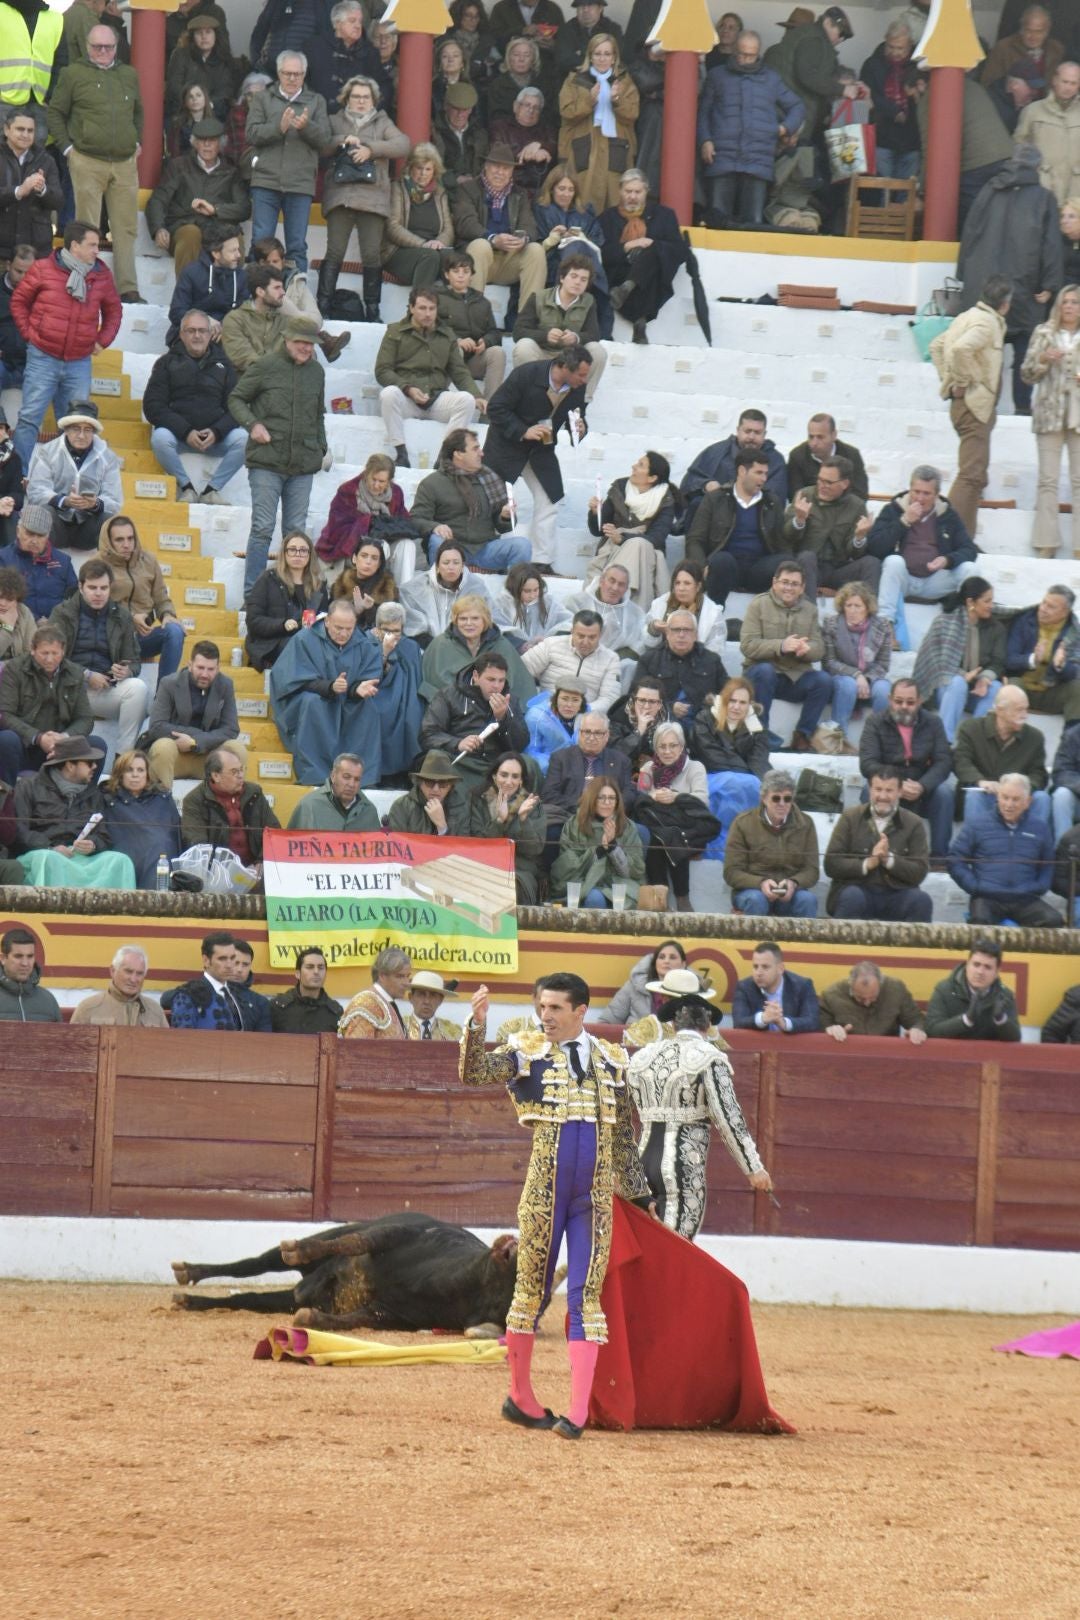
[286,753,382,832]
[375,285,480,468]
[511,255,607,400]
[384,750,473,836]
[924,939,1021,1041]
[764,7,854,139]
[47,26,144,302]
[0,625,105,780]
[409,428,530,569]
[723,767,820,916]
[953,684,1050,823]
[820,961,927,1041]
[783,454,879,600]
[244,54,331,273]
[0,930,60,1021]
[739,557,832,750]
[229,316,327,593]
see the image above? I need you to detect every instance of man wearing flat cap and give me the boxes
[406,970,462,1040]
[764,7,859,145]
[433,81,490,190]
[555,0,624,78]
[146,114,251,273]
[627,967,772,1239]
[228,316,328,594]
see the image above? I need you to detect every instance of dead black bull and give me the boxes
[172,1213,518,1339]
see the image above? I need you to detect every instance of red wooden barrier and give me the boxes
[0,1030,1076,1250]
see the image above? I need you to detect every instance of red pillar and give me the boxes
[395,32,434,148]
[130,10,167,189]
[923,65,965,243]
[659,50,699,226]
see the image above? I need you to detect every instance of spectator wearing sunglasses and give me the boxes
[723,767,820,916]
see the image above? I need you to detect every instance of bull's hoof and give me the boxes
[171,1290,192,1310]
[171,1261,192,1286]
[464,1322,502,1341]
[292,1307,315,1327]
[552,1415,585,1440]
[501,1397,555,1430]
[280,1240,303,1268]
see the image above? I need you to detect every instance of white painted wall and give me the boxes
[5,1216,1079,1313]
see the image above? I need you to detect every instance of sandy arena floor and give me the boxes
[4,1282,1078,1620]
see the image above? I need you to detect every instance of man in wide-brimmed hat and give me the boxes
[384,748,473,835]
[406,969,461,1040]
[13,734,136,889]
[146,114,251,273]
[627,966,772,1239]
[450,142,547,306]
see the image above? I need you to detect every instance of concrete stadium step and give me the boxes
[253,752,296,786]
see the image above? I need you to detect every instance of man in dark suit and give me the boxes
[732,940,819,1033]
[541,710,637,863]
[482,345,592,567]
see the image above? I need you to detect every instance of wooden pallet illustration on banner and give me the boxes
[399,855,516,933]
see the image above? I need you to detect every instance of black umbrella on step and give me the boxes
[682,231,712,345]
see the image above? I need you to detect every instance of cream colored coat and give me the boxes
[1015,93,1080,207]
[929,301,1006,424]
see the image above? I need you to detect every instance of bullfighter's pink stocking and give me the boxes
[506,1330,545,1418]
[566,1340,599,1428]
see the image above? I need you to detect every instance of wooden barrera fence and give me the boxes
[2,1029,1077,1251]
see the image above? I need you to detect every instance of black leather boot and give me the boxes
[316,259,341,317]
[363,266,382,323]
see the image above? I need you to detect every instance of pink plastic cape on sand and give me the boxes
[994,1322,1080,1359]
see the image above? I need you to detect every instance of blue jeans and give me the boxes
[1051,784,1079,845]
[830,674,891,736]
[879,557,979,639]
[733,887,818,917]
[582,886,608,908]
[136,618,186,680]
[0,357,24,390]
[962,787,1051,827]
[875,148,920,180]
[743,662,832,740]
[937,674,1000,743]
[425,533,531,569]
[150,426,248,494]
[250,188,314,273]
[14,344,91,470]
[246,467,314,594]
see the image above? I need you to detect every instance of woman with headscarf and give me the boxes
[597,168,684,345]
[269,598,385,785]
[558,33,639,214]
[469,750,546,901]
[1021,282,1080,557]
[586,449,676,604]
[317,453,417,582]
[524,677,588,773]
[636,719,713,911]
[398,539,492,645]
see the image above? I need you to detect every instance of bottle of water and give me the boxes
[156,853,170,892]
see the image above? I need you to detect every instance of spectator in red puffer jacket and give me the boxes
[10,220,122,472]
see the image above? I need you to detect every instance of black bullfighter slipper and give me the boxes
[552,1415,585,1440]
[501,1397,556,1430]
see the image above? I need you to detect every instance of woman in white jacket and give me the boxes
[398,538,491,645]
[26,402,122,552]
